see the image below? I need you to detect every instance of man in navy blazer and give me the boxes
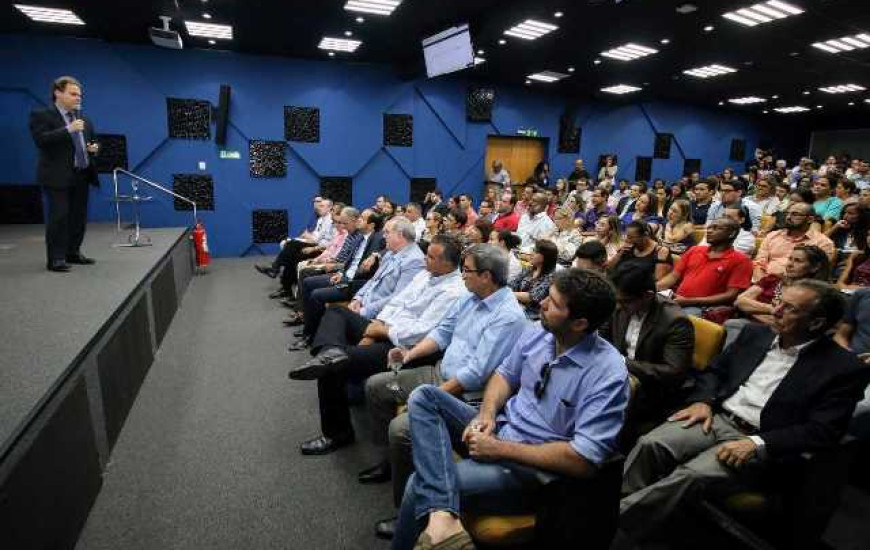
[29,76,100,272]
[619,279,870,542]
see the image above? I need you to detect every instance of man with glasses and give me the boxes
[754,202,835,280]
[389,269,630,550]
[706,180,762,233]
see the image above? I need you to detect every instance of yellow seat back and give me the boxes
[463,514,536,546]
[688,315,725,371]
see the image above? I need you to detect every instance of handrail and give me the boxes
[112,168,198,228]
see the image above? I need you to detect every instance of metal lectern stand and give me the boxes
[112,168,198,247]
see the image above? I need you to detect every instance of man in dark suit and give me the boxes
[29,76,100,272]
[619,280,870,542]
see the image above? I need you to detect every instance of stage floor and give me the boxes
[0,223,188,453]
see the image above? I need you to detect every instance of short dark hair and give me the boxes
[790,280,845,335]
[534,239,559,274]
[612,264,656,297]
[448,208,467,227]
[474,219,493,243]
[51,75,81,101]
[497,230,521,250]
[837,178,857,195]
[429,233,462,268]
[551,268,616,331]
[574,240,607,266]
[432,188,443,199]
[721,179,745,194]
[626,220,653,238]
[502,193,518,206]
[367,211,385,232]
[792,187,816,204]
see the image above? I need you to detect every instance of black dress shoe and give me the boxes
[299,432,354,455]
[279,298,299,309]
[255,264,279,278]
[288,348,349,380]
[374,517,397,540]
[66,254,95,265]
[287,338,311,352]
[292,328,306,338]
[269,288,290,299]
[47,261,71,272]
[358,460,392,484]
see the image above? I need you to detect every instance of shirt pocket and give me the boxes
[544,398,578,437]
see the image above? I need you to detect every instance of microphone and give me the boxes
[72,109,81,121]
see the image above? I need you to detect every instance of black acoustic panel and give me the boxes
[558,123,581,154]
[410,178,437,204]
[384,114,413,147]
[635,157,653,182]
[284,106,320,143]
[252,209,289,244]
[151,257,177,348]
[249,140,287,178]
[684,159,702,176]
[0,185,44,224]
[167,97,211,139]
[98,295,153,448]
[730,138,747,161]
[93,134,128,173]
[321,176,352,205]
[466,87,495,122]
[653,133,672,159]
[173,174,214,211]
[0,378,102,550]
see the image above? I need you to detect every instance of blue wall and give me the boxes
[0,34,761,256]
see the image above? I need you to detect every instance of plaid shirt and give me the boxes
[334,230,363,265]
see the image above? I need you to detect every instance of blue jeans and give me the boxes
[392,385,544,550]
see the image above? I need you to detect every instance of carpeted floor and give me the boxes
[76,257,393,550]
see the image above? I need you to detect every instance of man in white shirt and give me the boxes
[489,160,511,187]
[516,192,556,253]
[405,202,426,242]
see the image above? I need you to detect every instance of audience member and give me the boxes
[812,175,844,223]
[489,159,511,187]
[754,202,835,280]
[423,189,449,217]
[553,178,569,204]
[532,160,552,187]
[622,192,663,232]
[837,230,870,289]
[419,210,443,250]
[492,192,520,232]
[477,199,495,223]
[463,218,492,246]
[516,192,557,253]
[592,215,624,264]
[690,179,716,225]
[444,209,467,235]
[745,176,780,216]
[616,182,645,218]
[581,187,615,231]
[570,177,593,205]
[567,158,589,181]
[510,239,558,320]
[458,194,478,225]
[654,187,668,219]
[573,240,608,272]
[826,202,868,259]
[599,155,618,183]
[721,205,758,256]
[835,178,859,206]
[706,179,762,233]
[514,185,534,218]
[550,206,583,264]
[660,199,695,254]
[491,230,523,281]
[610,221,673,281]
[403,202,425,242]
[835,288,870,356]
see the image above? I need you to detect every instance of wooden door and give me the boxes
[485,136,547,190]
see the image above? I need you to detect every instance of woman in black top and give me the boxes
[610,221,673,281]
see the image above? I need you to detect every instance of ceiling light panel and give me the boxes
[601,43,658,62]
[318,37,362,52]
[722,1,804,27]
[13,4,84,25]
[601,85,642,95]
[812,34,870,54]
[774,106,810,113]
[343,0,402,16]
[729,96,767,104]
[818,84,866,94]
[503,19,558,41]
[683,64,738,78]
[527,71,570,83]
[185,21,233,39]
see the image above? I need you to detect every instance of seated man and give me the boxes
[255,197,332,277]
[600,266,694,430]
[516,192,556,253]
[361,245,528,537]
[390,269,630,550]
[754,202,835,280]
[619,280,870,543]
[573,240,608,272]
[492,192,520,232]
[656,218,753,317]
[287,234,468,455]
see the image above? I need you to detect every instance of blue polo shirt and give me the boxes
[495,324,630,465]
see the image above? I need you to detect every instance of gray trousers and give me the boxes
[619,413,764,540]
[365,364,441,508]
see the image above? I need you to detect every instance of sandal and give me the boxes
[413,531,475,550]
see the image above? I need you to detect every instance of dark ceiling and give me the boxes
[4,0,870,118]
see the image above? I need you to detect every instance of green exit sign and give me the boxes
[220,150,241,159]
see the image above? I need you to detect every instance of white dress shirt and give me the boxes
[412,218,426,242]
[345,233,370,280]
[517,211,557,252]
[625,312,648,360]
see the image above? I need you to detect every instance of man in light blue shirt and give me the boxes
[389,269,629,550]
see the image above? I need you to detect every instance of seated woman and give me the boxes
[837,229,870,290]
[654,187,669,219]
[609,221,673,281]
[491,229,523,281]
[621,192,664,234]
[660,199,696,254]
[509,239,558,320]
[463,218,492,247]
[418,210,444,253]
[550,206,583,266]
[443,208,467,238]
[666,180,689,212]
[589,214,625,266]
[826,203,868,277]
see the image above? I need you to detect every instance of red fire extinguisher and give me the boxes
[193,221,211,269]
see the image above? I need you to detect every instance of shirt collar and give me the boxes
[771,335,817,357]
[429,269,461,285]
[475,286,511,311]
[55,103,71,118]
[540,329,598,368]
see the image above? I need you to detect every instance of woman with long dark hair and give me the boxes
[509,239,559,319]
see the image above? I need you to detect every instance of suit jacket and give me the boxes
[688,324,870,459]
[353,242,426,319]
[29,107,99,188]
[345,230,385,282]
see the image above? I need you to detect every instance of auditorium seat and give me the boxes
[687,315,725,371]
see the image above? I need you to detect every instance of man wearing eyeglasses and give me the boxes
[753,202,835,281]
[389,269,630,550]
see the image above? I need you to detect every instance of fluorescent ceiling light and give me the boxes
[474,57,486,66]
[13,4,85,25]
[722,1,803,27]
[601,43,658,62]
[527,71,570,83]
[818,84,866,94]
[185,21,233,39]
[318,37,362,52]
[504,19,558,41]
[774,106,810,113]
[729,96,767,104]
[343,0,402,16]
[812,34,870,54]
[683,64,737,78]
[601,84,642,95]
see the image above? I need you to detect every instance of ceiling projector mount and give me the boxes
[149,16,183,49]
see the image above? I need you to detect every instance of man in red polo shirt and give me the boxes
[655,218,752,317]
[492,191,520,232]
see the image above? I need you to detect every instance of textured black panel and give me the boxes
[653,133,672,159]
[730,138,747,161]
[249,140,287,178]
[0,378,102,550]
[167,97,211,139]
[558,116,581,154]
[466,87,495,122]
[321,176,352,205]
[410,178,437,204]
[93,134,128,173]
[252,209,289,244]
[98,295,153,448]
[173,174,214,211]
[635,157,653,182]
[683,159,702,176]
[0,185,44,224]
[151,257,178,347]
[284,106,320,143]
[384,114,413,147]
